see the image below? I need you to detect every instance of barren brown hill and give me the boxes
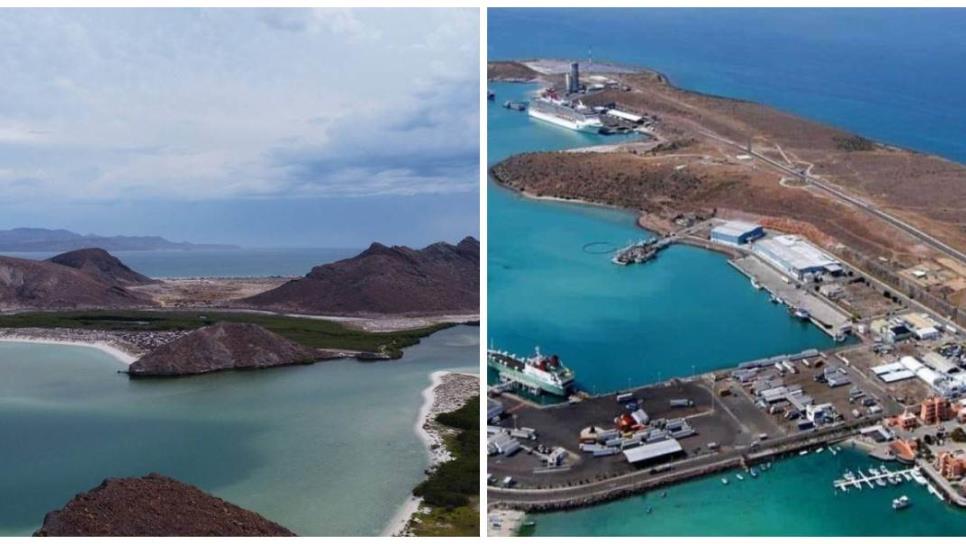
[240,237,479,315]
[34,473,295,536]
[128,322,318,377]
[577,70,966,252]
[0,255,152,310]
[492,151,910,262]
[492,63,966,265]
[48,248,157,287]
[488,60,540,81]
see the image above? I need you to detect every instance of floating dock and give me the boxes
[833,466,921,492]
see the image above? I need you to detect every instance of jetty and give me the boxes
[832,466,920,492]
[612,237,672,266]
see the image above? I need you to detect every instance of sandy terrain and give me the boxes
[128,277,289,308]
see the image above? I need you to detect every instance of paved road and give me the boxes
[698,128,966,265]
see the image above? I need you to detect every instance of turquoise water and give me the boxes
[0,248,358,278]
[488,82,834,393]
[530,447,966,536]
[490,9,966,535]
[0,326,477,536]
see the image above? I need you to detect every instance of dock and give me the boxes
[730,255,852,339]
[612,237,672,266]
[832,466,921,492]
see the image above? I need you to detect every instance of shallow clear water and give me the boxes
[0,247,359,278]
[488,83,835,393]
[0,325,477,536]
[529,447,966,536]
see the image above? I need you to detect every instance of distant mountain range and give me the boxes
[0,228,238,252]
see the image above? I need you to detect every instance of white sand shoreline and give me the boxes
[383,369,479,537]
[0,335,137,365]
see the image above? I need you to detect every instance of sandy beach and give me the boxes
[0,332,138,365]
[385,370,479,537]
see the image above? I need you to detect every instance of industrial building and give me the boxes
[752,235,843,280]
[923,352,960,375]
[710,220,765,246]
[871,318,914,344]
[901,312,942,340]
[622,438,684,465]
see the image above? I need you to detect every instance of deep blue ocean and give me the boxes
[489,8,966,163]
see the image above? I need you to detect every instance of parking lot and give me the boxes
[488,378,772,488]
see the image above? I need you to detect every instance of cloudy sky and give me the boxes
[0,8,479,247]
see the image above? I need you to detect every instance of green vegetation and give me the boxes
[951,427,966,443]
[410,395,479,537]
[0,310,451,355]
[834,135,877,152]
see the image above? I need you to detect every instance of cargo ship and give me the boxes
[487,347,575,397]
[528,89,603,134]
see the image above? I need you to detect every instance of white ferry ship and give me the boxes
[487,347,575,397]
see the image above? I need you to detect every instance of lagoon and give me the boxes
[0,325,477,536]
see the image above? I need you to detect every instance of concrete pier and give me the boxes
[730,255,852,338]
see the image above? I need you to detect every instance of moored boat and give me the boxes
[487,347,575,397]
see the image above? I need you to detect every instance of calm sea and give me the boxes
[530,446,966,536]
[489,8,966,535]
[0,326,478,536]
[488,82,834,393]
[489,8,966,163]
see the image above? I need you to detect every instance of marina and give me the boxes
[522,446,966,536]
[833,466,921,492]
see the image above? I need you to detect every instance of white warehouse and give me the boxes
[710,220,765,246]
[752,235,843,280]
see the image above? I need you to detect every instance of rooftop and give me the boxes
[712,220,762,237]
[754,235,839,272]
[622,438,683,464]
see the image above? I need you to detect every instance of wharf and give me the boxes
[611,238,671,266]
[489,418,876,512]
[730,255,852,338]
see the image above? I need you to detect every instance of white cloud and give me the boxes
[0,8,479,203]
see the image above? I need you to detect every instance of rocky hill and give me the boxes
[239,237,479,315]
[34,473,294,536]
[48,248,158,287]
[128,322,318,377]
[0,255,152,310]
